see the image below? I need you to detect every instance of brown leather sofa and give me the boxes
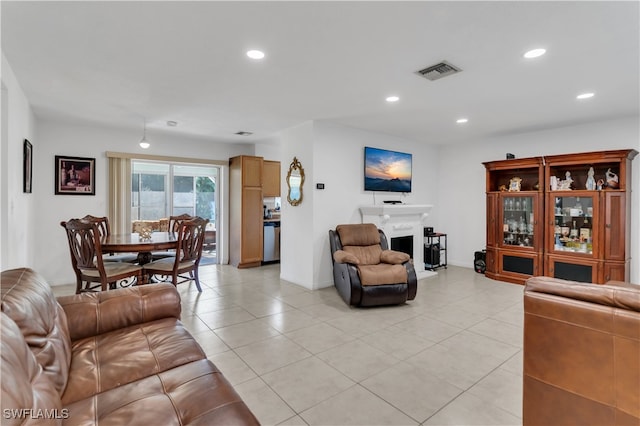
[1,268,259,425]
[523,276,639,425]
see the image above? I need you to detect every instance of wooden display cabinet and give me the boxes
[544,150,636,283]
[483,157,544,284]
[484,149,637,285]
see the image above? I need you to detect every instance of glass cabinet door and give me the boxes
[552,195,594,255]
[502,195,535,248]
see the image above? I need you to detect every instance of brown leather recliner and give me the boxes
[329,223,417,307]
[1,268,259,425]
[523,276,640,425]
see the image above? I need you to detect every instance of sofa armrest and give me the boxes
[333,250,360,265]
[525,276,640,311]
[380,250,411,265]
[57,283,181,341]
[606,280,639,289]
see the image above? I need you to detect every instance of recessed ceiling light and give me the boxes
[166,120,178,127]
[246,50,265,60]
[524,48,546,59]
[235,131,253,136]
[386,96,399,102]
[456,118,469,124]
[576,92,595,100]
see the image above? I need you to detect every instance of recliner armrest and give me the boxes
[57,283,181,341]
[333,250,360,264]
[380,250,410,265]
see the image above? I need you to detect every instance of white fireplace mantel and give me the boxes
[359,204,433,217]
[359,204,435,279]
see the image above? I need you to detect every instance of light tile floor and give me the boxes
[54,264,524,426]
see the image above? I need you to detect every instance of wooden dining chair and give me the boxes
[151,214,195,260]
[61,219,143,293]
[143,217,209,292]
[81,214,110,237]
[80,215,139,263]
[168,214,194,232]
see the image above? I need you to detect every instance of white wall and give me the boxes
[437,116,640,282]
[0,54,36,271]
[33,119,252,285]
[278,121,439,290]
[254,137,283,162]
[279,121,316,287]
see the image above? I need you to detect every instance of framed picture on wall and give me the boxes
[55,155,95,195]
[23,139,32,193]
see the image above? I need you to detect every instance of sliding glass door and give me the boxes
[132,161,219,260]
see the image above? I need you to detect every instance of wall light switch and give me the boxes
[316,183,325,190]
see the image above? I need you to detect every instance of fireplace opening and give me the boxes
[390,235,413,258]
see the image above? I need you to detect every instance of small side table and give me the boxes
[424,232,447,270]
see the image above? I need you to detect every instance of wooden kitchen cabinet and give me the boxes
[263,160,281,197]
[230,155,263,268]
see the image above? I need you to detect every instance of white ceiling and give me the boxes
[2,1,639,145]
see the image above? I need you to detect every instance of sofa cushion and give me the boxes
[1,312,63,423]
[336,223,380,246]
[343,245,382,266]
[57,283,182,342]
[358,263,408,286]
[64,359,259,425]
[62,318,206,405]
[337,224,385,265]
[1,268,71,397]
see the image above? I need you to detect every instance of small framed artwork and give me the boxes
[23,139,33,193]
[55,155,95,195]
[508,176,522,192]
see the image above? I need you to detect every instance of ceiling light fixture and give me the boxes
[246,50,265,60]
[139,119,150,149]
[386,96,399,102]
[166,120,178,127]
[576,92,595,100]
[524,48,546,59]
[456,118,469,124]
[235,131,253,136]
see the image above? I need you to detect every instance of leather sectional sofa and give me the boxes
[523,276,639,425]
[1,268,259,425]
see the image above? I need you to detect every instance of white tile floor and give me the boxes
[54,264,524,426]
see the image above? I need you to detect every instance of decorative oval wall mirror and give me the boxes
[286,157,305,206]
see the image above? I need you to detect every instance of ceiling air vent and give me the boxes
[416,61,462,81]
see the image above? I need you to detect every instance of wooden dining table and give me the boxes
[101,232,179,265]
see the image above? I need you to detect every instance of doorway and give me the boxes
[132,161,219,264]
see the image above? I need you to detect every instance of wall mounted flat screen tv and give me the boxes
[364,146,412,192]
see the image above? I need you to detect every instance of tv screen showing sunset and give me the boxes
[364,147,412,192]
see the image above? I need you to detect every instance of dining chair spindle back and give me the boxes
[143,217,209,292]
[61,219,143,293]
[80,214,138,263]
